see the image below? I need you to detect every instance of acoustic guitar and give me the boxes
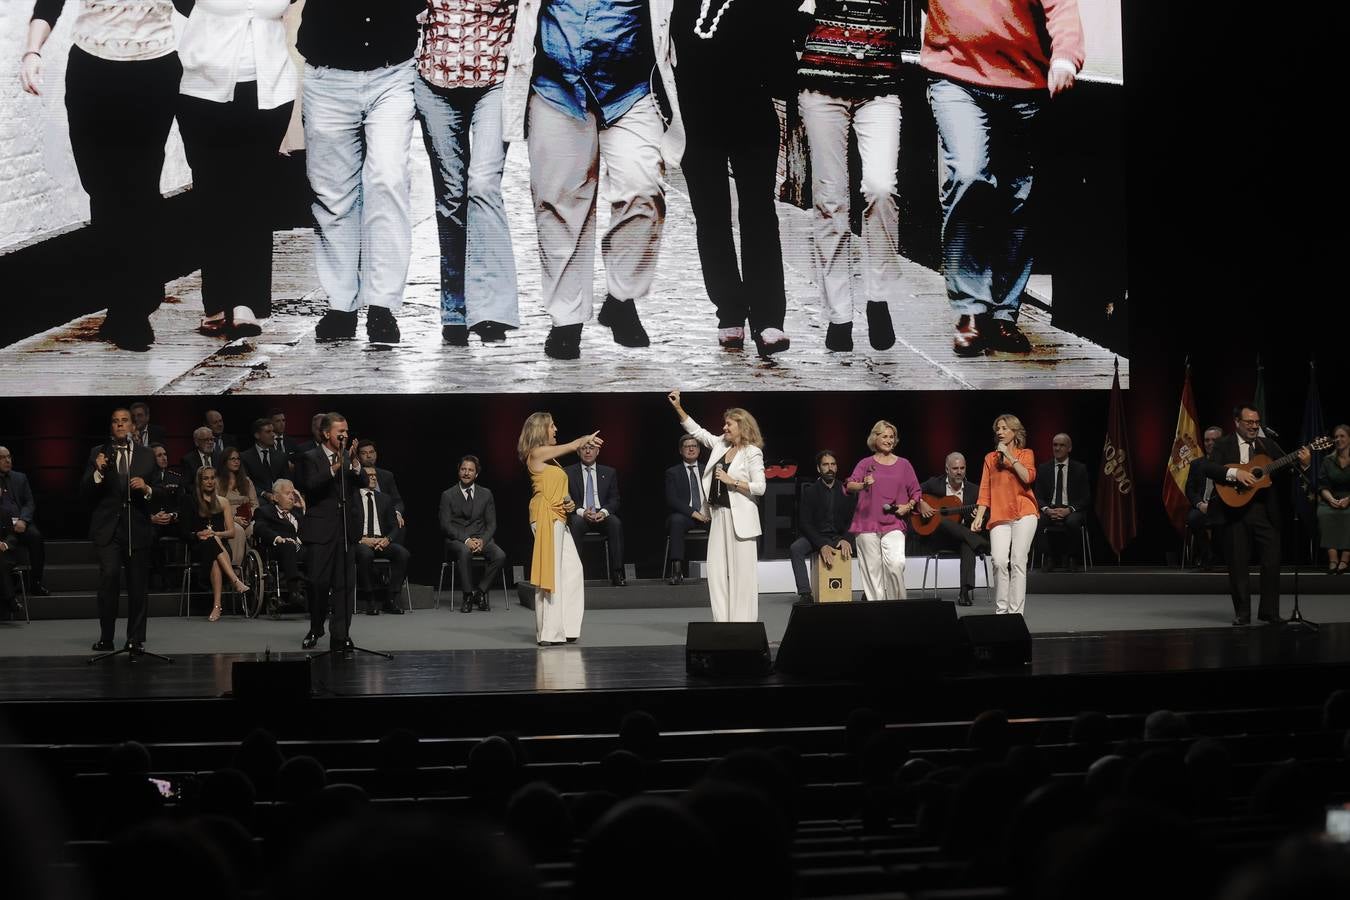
[908,493,979,536]
[1212,436,1330,508]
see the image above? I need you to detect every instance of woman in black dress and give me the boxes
[181,466,249,622]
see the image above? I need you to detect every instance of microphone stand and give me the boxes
[1283,464,1318,634]
[310,435,391,661]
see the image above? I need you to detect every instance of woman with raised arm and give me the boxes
[970,414,1039,614]
[180,466,249,623]
[844,420,921,601]
[667,390,766,622]
[518,413,601,645]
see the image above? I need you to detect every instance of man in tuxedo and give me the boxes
[789,450,857,602]
[665,435,708,585]
[356,439,406,543]
[0,446,49,596]
[1034,433,1091,571]
[438,455,505,612]
[296,412,363,650]
[82,408,158,653]
[566,442,625,585]
[917,451,989,606]
[1184,425,1225,568]
[129,401,166,449]
[242,418,289,504]
[146,444,183,589]
[355,467,409,615]
[1200,406,1310,625]
[253,477,307,611]
[182,427,223,478]
[204,410,236,454]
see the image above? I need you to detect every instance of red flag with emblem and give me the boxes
[1096,359,1138,557]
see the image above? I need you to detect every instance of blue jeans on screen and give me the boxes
[927,76,1044,322]
[414,78,519,328]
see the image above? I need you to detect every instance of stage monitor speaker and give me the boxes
[774,599,970,679]
[230,659,312,701]
[960,613,1031,668]
[686,622,772,678]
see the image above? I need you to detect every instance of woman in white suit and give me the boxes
[667,390,766,622]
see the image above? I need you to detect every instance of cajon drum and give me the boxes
[812,554,853,602]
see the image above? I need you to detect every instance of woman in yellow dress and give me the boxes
[518,413,602,646]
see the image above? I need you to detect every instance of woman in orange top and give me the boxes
[518,412,601,646]
[971,414,1038,614]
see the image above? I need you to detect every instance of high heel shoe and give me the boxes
[234,579,250,595]
[208,603,222,623]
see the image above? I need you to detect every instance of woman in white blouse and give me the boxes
[667,389,766,623]
[177,0,299,339]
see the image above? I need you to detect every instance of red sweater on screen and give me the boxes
[921,0,1086,91]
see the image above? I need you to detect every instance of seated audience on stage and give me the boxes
[219,447,259,566]
[1318,423,1350,574]
[438,455,506,613]
[918,451,990,606]
[147,443,183,587]
[0,445,48,597]
[1034,432,1090,570]
[846,421,921,601]
[566,442,626,586]
[179,466,249,623]
[242,417,289,503]
[357,439,406,541]
[183,426,223,478]
[665,434,709,585]
[253,477,307,608]
[129,400,166,448]
[355,467,409,615]
[1184,425,1224,568]
[790,450,856,602]
[205,409,236,454]
[268,408,293,461]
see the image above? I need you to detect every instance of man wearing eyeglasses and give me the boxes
[1200,407,1310,626]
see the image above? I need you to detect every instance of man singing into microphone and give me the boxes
[296,413,362,650]
[82,408,157,653]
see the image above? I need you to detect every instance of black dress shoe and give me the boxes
[366,306,401,344]
[598,295,650,347]
[952,314,988,357]
[382,604,405,615]
[472,321,510,343]
[544,324,582,360]
[31,582,51,597]
[92,639,114,652]
[99,315,155,352]
[611,571,627,587]
[825,321,854,352]
[474,590,489,612]
[668,561,684,586]
[365,606,380,616]
[988,319,1032,354]
[442,324,470,346]
[315,309,358,341]
[1231,616,1251,626]
[1257,613,1286,625]
[957,590,974,607]
[460,592,474,613]
[301,632,320,649]
[866,300,895,350]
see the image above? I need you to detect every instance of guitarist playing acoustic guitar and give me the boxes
[914,452,990,606]
[1200,406,1315,627]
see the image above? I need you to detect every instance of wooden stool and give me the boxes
[811,554,853,603]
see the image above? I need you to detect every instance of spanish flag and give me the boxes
[1163,364,1200,535]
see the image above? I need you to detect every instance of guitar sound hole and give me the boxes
[1252,468,1264,478]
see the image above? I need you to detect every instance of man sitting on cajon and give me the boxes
[790,450,857,602]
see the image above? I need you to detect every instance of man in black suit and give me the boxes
[0,445,49,596]
[1200,406,1310,625]
[438,455,505,612]
[252,477,307,611]
[357,439,406,543]
[296,412,362,650]
[355,467,409,615]
[182,427,223,478]
[1034,433,1091,571]
[242,418,289,504]
[268,409,295,464]
[204,410,237,454]
[664,435,708,585]
[146,443,183,590]
[293,413,327,461]
[1184,425,1224,568]
[129,401,166,449]
[566,442,626,585]
[917,451,989,606]
[789,450,857,602]
[82,408,158,653]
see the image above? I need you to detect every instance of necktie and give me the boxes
[119,447,129,478]
[201,452,210,470]
[365,492,377,537]
[1055,464,1065,506]
[688,465,700,508]
[466,486,474,505]
[585,468,597,509]
[262,448,271,470]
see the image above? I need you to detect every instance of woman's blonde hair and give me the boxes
[866,419,899,452]
[517,412,555,461]
[723,408,764,449]
[195,466,223,518]
[993,414,1028,449]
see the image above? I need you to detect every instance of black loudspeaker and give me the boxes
[960,613,1032,668]
[774,599,970,679]
[230,659,312,701]
[686,622,772,678]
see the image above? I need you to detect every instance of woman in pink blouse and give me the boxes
[845,420,921,601]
